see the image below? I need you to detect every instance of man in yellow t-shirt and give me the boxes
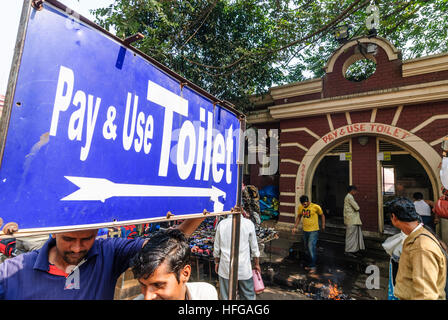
[292,195,325,273]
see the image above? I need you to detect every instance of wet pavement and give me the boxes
[256,285,311,300]
[259,230,391,300]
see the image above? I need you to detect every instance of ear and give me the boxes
[390,213,397,223]
[180,265,191,283]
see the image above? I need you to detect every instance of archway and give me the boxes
[295,123,442,234]
[311,140,350,225]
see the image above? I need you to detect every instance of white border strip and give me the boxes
[281,159,301,165]
[281,127,320,140]
[281,142,309,152]
[411,114,448,133]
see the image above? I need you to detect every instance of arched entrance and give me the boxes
[295,123,442,234]
[311,140,350,225]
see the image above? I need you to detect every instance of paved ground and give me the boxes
[184,230,391,300]
[258,232,390,300]
[256,285,311,300]
[114,220,393,300]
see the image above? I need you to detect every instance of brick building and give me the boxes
[246,36,448,240]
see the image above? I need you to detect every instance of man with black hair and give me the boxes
[343,185,365,257]
[132,228,218,300]
[0,218,204,299]
[385,197,447,300]
[292,195,325,273]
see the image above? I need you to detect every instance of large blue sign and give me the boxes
[0,2,242,232]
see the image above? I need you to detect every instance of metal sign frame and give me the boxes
[0,0,245,238]
[1,0,245,301]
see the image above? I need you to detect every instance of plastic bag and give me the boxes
[252,269,265,294]
[382,231,407,262]
[435,194,448,219]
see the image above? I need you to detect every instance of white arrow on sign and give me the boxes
[61,176,227,212]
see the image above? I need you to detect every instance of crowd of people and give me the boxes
[1,180,447,300]
[0,214,264,300]
[292,183,447,300]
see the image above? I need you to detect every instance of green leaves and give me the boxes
[92,0,448,112]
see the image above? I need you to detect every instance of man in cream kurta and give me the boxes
[343,185,365,256]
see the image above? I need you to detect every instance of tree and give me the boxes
[92,0,448,112]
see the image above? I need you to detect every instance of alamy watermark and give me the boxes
[245,128,279,176]
[365,264,380,290]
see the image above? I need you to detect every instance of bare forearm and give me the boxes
[253,257,261,272]
[294,217,301,228]
[176,217,205,237]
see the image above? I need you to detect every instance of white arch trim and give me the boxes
[293,122,442,218]
[325,36,401,73]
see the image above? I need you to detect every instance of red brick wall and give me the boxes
[351,137,379,232]
[323,44,402,98]
[252,38,448,228]
[374,107,396,125]
[280,116,330,138]
[273,98,448,227]
[397,101,448,134]
[329,113,348,130]
[350,109,371,124]
[271,41,448,105]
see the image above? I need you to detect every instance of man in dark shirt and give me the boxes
[0,218,203,299]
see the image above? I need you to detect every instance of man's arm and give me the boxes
[321,213,326,231]
[213,223,222,274]
[176,217,206,238]
[349,195,360,212]
[249,223,261,273]
[292,215,302,234]
[141,217,207,248]
[253,257,261,274]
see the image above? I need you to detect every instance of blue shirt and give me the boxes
[0,236,144,300]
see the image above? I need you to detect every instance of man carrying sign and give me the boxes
[0,218,204,300]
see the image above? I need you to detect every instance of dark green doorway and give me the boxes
[381,153,434,233]
[312,155,349,224]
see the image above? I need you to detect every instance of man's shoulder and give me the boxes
[409,229,443,254]
[218,217,232,227]
[186,282,218,300]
